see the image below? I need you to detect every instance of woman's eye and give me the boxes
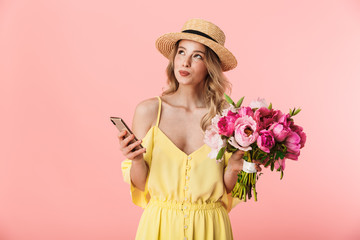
[178,50,185,55]
[194,54,203,59]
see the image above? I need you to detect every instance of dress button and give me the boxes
[184,237,187,240]
[184,197,188,201]
[183,206,188,210]
[184,186,188,190]
[184,225,188,229]
[187,156,192,160]
[185,176,189,180]
[184,214,188,218]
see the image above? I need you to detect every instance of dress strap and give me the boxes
[156,96,162,127]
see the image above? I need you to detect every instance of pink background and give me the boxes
[1,0,360,239]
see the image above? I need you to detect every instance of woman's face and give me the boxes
[174,39,208,86]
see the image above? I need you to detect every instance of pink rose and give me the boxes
[278,113,292,127]
[226,109,241,124]
[217,115,237,137]
[289,123,306,148]
[257,130,275,153]
[254,108,283,131]
[285,151,300,160]
[228,137,252,151]
[269,122,291,142]
[238,106,254,118]
[227,109,240,118]
[233,116,259,148]
[284,131,301,160]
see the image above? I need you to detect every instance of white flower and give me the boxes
[204,126,226,150]
[249,97,268,109]
[208,148,220,160]
[221,105,238,117]
[211,114,221,128]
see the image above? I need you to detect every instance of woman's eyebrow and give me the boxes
[178,46,205,54]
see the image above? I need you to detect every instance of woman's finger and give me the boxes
[234,150,245,157]
[117,130,127,142]
[120,134,135,148]
[126,139,142,152]
[127,147,147,160]
[255,164,262,172]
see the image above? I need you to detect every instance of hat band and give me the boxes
[181,29,218,43]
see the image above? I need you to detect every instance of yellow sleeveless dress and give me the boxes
[121,96,241,240]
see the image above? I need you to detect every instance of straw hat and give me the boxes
[155,18,237,72]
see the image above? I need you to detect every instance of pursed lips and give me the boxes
[179,70,190,76]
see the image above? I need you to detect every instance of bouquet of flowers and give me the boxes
[204,94,306,201]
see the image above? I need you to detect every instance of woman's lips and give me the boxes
[179,70,190,76]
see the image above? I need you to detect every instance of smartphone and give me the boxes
[110,116,143,151]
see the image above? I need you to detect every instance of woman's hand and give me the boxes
[227,150,245,173]
[228,150,263,173]
[118,129,146,162]
[252,159,262,172]
[224,150,262,193]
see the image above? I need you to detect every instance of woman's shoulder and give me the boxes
[135,97,159,118]
[132,97,160,139]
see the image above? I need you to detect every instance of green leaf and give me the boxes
[280,170,284,180]
[264,160,271,167]
[216,147,225,160]
[293,108,302,116]
[274,151,281,160]
[224,93,235,106]
[268,102,272,110]
[236,97,245,108]
[243,155,249,161]
[271,162,274,171]
[227,144,237,152]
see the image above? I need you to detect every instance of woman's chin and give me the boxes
[176,77,202,86]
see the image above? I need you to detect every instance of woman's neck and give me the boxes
[169,85,206,111]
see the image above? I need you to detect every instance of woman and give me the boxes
[118,19,261,240]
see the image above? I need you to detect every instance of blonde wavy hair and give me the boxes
[161,41,232,132]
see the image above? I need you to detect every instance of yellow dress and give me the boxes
[121,96,241,240]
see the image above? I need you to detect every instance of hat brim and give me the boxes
[155,32,237,72]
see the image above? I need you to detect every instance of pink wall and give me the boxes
[1,0,359,239]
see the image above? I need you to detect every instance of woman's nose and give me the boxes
[182,56,191,67]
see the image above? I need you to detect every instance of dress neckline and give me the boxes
[155,126,208,157]
[154,96,208,157]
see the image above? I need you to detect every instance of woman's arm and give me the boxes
[118,99,157,191]
[129,156,148,191]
